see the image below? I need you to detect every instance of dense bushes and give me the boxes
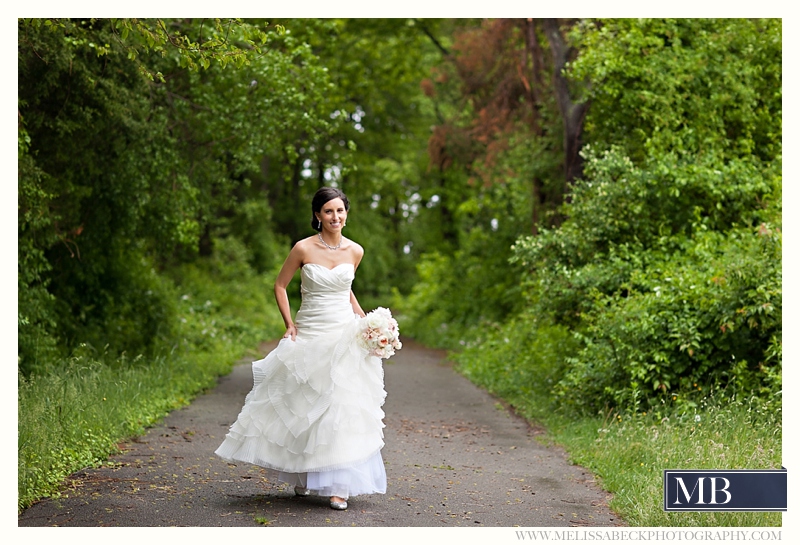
[506,147,780,407]
[453,310,578,414]
[18,239,286,511]
[403,18,781,415]
[553,218,781,413]
[452,151,780,413]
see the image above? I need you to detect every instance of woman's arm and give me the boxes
[350,290,366,318]
[274,243,305,340]
[349,242,366,317]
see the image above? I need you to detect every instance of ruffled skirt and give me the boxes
[215,318,387,498]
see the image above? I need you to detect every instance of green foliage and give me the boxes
[169,235,288,349]
[555,220,781,413]
[397,172,532,348]
[506,147,780,412]
[510,147,779,326]
[18,241,285,512]
[569,18,782,164]
[453,311,578,414]
[491,18,782,412]
[26,18,282,81]
[19,19,182,369]
[18,143,59,368]
[17,18,334,372]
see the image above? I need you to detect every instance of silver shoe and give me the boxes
[330,498,348,510]
[294,486,311,497]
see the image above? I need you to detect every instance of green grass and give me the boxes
[540,396,782,527]
[18,255,285,513]
[453,325,783,527]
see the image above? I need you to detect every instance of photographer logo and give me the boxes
[663,469,786,512]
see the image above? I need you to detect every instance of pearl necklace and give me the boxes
[318,232,342,250]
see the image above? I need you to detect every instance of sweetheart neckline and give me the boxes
[302,262,354,271]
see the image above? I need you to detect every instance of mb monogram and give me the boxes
[663,469,786,512]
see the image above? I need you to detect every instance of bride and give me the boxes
[215,187,387,510]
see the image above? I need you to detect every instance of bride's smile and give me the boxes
[317,198,348,232]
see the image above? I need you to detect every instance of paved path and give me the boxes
[18,340,624,528]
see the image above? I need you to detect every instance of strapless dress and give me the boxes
[214,263,387,499]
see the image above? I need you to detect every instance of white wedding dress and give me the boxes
[215,263,387,499]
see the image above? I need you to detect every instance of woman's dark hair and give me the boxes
[311,186,350,232]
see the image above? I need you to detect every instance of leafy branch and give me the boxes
[23,18,286,82]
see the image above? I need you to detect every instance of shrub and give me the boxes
[453,310,579,414]
[555,222,781,413]
[511,147,778,324]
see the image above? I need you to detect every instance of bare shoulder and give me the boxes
[293,236,317,252]
[346,238,364,258]
[275,237,315,282]
[345,238,364,267]
[289,236,317,260]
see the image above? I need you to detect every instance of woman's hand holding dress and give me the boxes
[283,324,298,341]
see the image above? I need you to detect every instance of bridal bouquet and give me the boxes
[357,307,402,359]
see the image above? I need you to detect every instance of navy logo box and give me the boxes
[664,468,787,512]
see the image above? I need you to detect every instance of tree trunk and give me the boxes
[522,19,547,235]
[541,18,588,186]
[438,170,456,244]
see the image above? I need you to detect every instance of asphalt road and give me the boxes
[18,339,624,528]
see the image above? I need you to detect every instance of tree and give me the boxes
[508,18,782,410]
[423,18,589,235]
[252,18,446,299]
[17,18,336,371]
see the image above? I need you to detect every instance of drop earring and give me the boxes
[317,219,321,229]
